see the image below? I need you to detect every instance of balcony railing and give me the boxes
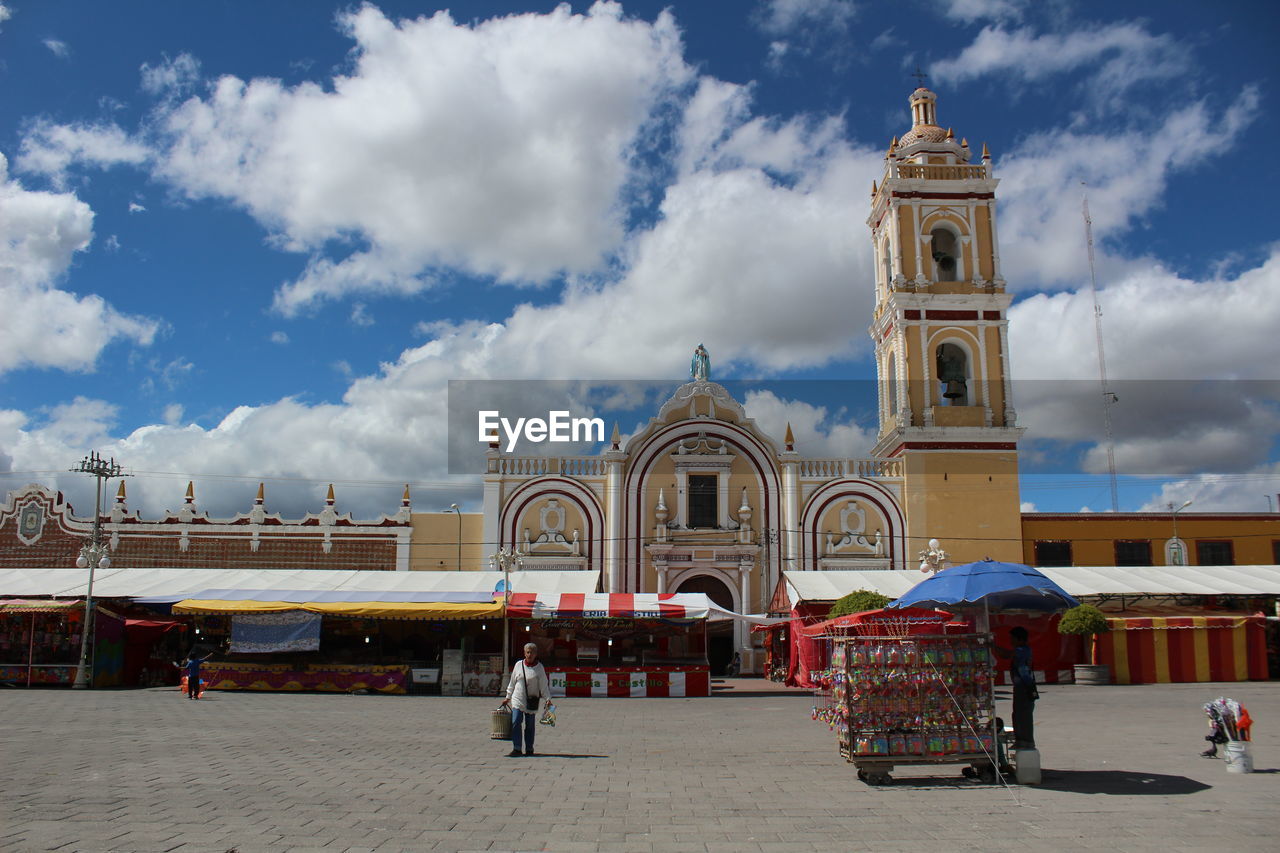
[797,458,903,479]
[489,456,608,477]
[890,163,988,181]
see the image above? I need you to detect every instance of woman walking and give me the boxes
[500,643,551,757]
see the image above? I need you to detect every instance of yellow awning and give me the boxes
[171,599,504,620]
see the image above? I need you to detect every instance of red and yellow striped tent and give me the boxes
[1095,614,1268,684]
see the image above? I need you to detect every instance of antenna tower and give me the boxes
[1082,193,1119,512]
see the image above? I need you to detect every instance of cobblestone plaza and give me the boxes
[3,680,1276,852]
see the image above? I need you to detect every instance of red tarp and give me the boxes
[800,607,955,638]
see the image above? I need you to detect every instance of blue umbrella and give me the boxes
[886,559,1079,613]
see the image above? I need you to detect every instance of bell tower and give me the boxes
[867,86,1024,562]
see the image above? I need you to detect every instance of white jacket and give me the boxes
[505,660,550,712]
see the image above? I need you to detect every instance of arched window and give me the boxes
[935,342,969,406]
[930,227,959,282]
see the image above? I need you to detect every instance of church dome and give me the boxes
[897,86,952,148]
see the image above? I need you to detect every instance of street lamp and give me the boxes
[446,504,462,570]
[1169,499,1193,565]
[491,546,522,692]
[69,451,128,689]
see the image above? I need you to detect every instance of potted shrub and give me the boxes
[1058,604,1112,685]
[828,589,892,619]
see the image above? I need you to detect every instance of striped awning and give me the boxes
[0,598,82,613]
[506,592,713,620]
[171,599,503,620]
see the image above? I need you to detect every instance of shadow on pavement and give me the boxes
[1036,769,1212,795]
[531,753,610,759]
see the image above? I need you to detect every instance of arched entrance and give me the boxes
[675,575,736,676]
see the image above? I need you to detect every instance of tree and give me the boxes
[828,589,892,619]
[1057,604,1111,665]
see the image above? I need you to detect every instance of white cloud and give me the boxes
[163,403,184,425]
[140,53,201,97]
[1020,501,1037,512]
[350,302,374,327]
[755,0,857,36]
[43,38,69,58]
[1139,467,1280,513]
[1010,246,1280,476]
[128,201,145,213]
[930,22,1189,112]
[0,154,160,374]
[743,390,875,457]
[148,3,692,315]
[0,4,11,27]
[936,0,1027,23]
[269,331,289,345]
[16,120,150,188]
[994,87,1259,289]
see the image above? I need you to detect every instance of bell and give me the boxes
[943,380,966,400]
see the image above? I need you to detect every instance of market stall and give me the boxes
[505,592,722,697]
[171,595,503,694]
[1095,614,1269,684]
[0,598,82,686]
[826,625,1000,786]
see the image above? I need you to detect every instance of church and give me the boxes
[477,86,1027,672]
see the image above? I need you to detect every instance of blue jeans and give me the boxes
[511,707,537,753]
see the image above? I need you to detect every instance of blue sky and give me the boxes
[1,0,1278,519]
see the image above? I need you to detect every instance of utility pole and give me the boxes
[70,451,129,689]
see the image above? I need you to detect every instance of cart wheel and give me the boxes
[961,765,978,779]
[872,772,892,786]
[856,768,868,783]
[977,765,997,784]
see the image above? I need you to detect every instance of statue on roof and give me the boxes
[690,344,710,382]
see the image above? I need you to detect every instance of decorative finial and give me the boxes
[184,481,194,504]
[690,343,710,382]
[960,137,968,148]
[982,141,990,160]
[255,483,265,505]
[784,422,795,452]
[115,481,127,502]
[325,484,335,505]
[945,127,954,140]
[611,422,621,450]
[911,66,928,88]
[402,484,411,506]
[871,179,877,195]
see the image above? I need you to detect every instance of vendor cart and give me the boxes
[831,631,1002,785]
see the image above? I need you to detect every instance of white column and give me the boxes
[976,322,990,411]
[998,322,1017,425]
[890,202,905,283]
[911,201,925,283]
[482,475,501,554]
[781,459,799,581]
[604,458,624,592]
[966,200,982,283]
[989,200,1004,285]
[895,325,910,425]
[919,322,934,425]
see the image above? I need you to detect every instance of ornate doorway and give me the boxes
[675,575,736,676]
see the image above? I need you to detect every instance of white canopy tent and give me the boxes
[0,568,601,601]
[778,565,1280,608]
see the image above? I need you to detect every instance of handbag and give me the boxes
[521,662,542,712]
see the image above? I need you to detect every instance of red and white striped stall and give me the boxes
[506,592,714,698]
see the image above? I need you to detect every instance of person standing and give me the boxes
[500,643,551,757]
[179,649,214,700]
[1008,627,1038,748]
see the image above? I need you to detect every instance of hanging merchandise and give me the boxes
[826,632,1000,786]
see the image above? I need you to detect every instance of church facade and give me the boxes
[478,87,1026,670]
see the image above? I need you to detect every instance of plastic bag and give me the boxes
[539,701,557,726]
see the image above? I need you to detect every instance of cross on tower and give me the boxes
[911,66,928,87]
